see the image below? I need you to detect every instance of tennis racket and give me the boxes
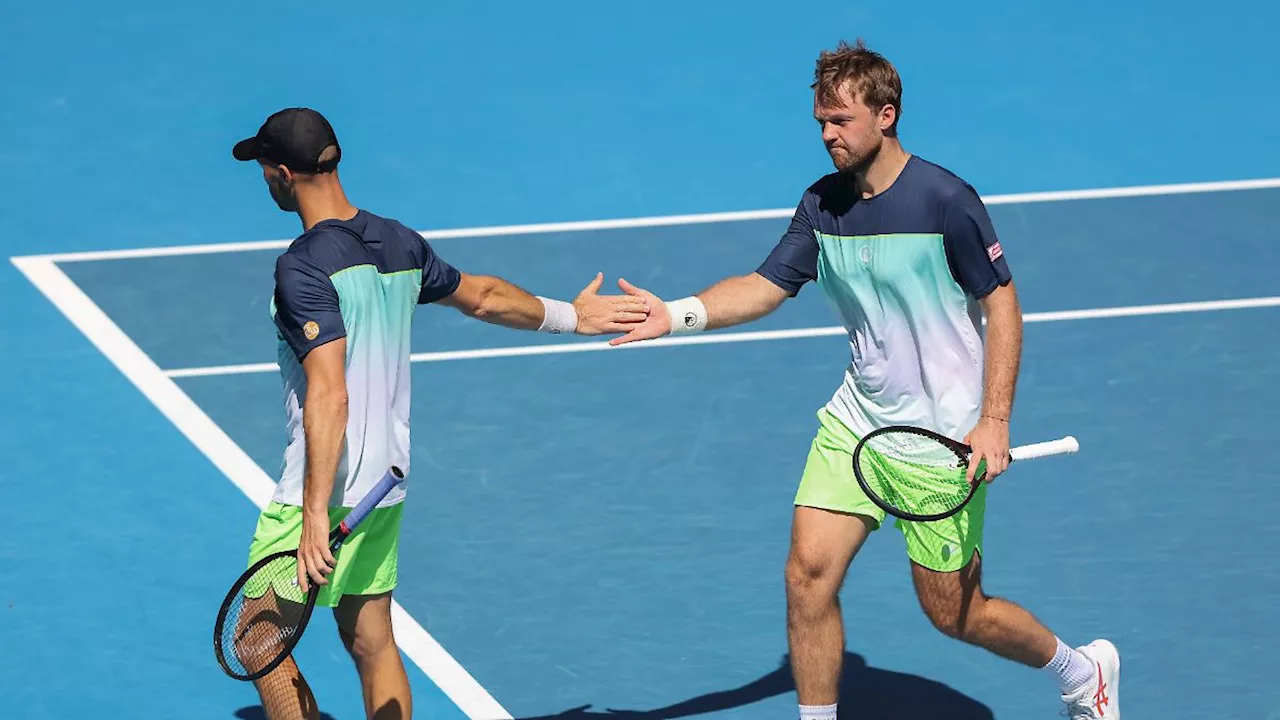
[213,466,405,681]
[852,426,1078,522]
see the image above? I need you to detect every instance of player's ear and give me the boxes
[877,104,897,133]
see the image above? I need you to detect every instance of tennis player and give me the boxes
[608,41,1120,719]
[231,107,648,720]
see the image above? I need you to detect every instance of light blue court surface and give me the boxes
[4,2,1280,719]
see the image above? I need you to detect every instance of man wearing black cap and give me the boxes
[233,107,648,719]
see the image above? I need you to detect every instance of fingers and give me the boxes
[969,447,1009,484]
[296,550,309,593]
[297,542,334,589]
[608,296,649,313]
[608,328,649,346]
[617,277,644,297]
[988,451,1010,479]
[305,549,330,587]
[308,550,332,586]
[580,272,604,296]
[603,320,649,332]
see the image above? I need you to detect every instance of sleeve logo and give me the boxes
[987,241,1003,262]
[303,321,320,340]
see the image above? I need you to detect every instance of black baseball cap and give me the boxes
[232,107,342,173]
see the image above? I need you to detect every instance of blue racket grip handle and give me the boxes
[336,467,404,539]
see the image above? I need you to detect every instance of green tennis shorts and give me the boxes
[794,408,987,573]
[245,500,404,608]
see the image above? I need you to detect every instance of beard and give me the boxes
[828,135,882,173]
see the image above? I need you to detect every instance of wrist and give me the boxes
[980,413,1010,423]
[665,296,708,335]
[302,493,330,515]
[536,296,578,334]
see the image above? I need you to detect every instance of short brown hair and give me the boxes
[812,39,903,131]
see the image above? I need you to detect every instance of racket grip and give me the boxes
[337,467,405,538]
[1009,436,1079,462]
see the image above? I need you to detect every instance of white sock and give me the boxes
[799,703,838,720]
[1043,637,1095,693]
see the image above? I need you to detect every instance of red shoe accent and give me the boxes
[1092,662,1110,715]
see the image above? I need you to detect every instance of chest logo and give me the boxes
[303,321,320,341]
[859,245,872,263]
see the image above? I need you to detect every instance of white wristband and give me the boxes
[536,297,578,334]
[665,296,708,334]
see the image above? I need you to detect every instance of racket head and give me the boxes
[851,425,981,522]
[213,549,320,681]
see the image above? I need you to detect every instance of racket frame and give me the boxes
[213,547,322,681]
[852,425,977,523]
[851,425,1079,523]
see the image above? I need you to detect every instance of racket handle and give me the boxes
[334,467,405,540]
[1009,436,1079,462]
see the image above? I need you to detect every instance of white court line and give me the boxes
[18,176,1280,264]
[162,295,1280,379]
[9,256,513,720]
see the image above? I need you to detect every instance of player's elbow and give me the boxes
[453,274,500,319]
[470,281,503,320]
[306,383,349,416]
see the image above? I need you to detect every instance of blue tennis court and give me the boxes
[5,2,1280,719]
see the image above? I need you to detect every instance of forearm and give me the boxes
[979,288,1022,421]
[686,273,788,331]
[455,275,548,330]
[302,388,348,513]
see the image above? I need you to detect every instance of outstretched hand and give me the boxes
[572,272,651,335]
[608,278,671,345]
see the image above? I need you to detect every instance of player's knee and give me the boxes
[340,622,395,665]
[919,593,971,640]
[784,550,838,608]
[925,605,964,639]
[335,600,397,665]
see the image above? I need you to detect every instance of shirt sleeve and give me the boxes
[273,253,347,362]
[417,239,462,304]
[943,186,1012,299]
[756,195,820,296]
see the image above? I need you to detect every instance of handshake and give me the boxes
[563,272,687,347]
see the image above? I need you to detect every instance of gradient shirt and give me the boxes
[757,155,1012,441]
[270,210,461,508]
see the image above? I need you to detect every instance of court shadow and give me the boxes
[513,652,992,720]
[234,707,339,720]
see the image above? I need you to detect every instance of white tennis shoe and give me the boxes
[1061,639,1120,718]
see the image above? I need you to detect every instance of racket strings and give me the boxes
[216,555,310,678]
[857,433,972,518]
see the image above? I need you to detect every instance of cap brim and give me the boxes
[232,137,260,161]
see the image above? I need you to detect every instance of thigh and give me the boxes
[334,591,396,654]
[910,544,983,619]
[789,409,886,587]
[789,505,877,585]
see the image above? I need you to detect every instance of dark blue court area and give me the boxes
[5,2,1280,719]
